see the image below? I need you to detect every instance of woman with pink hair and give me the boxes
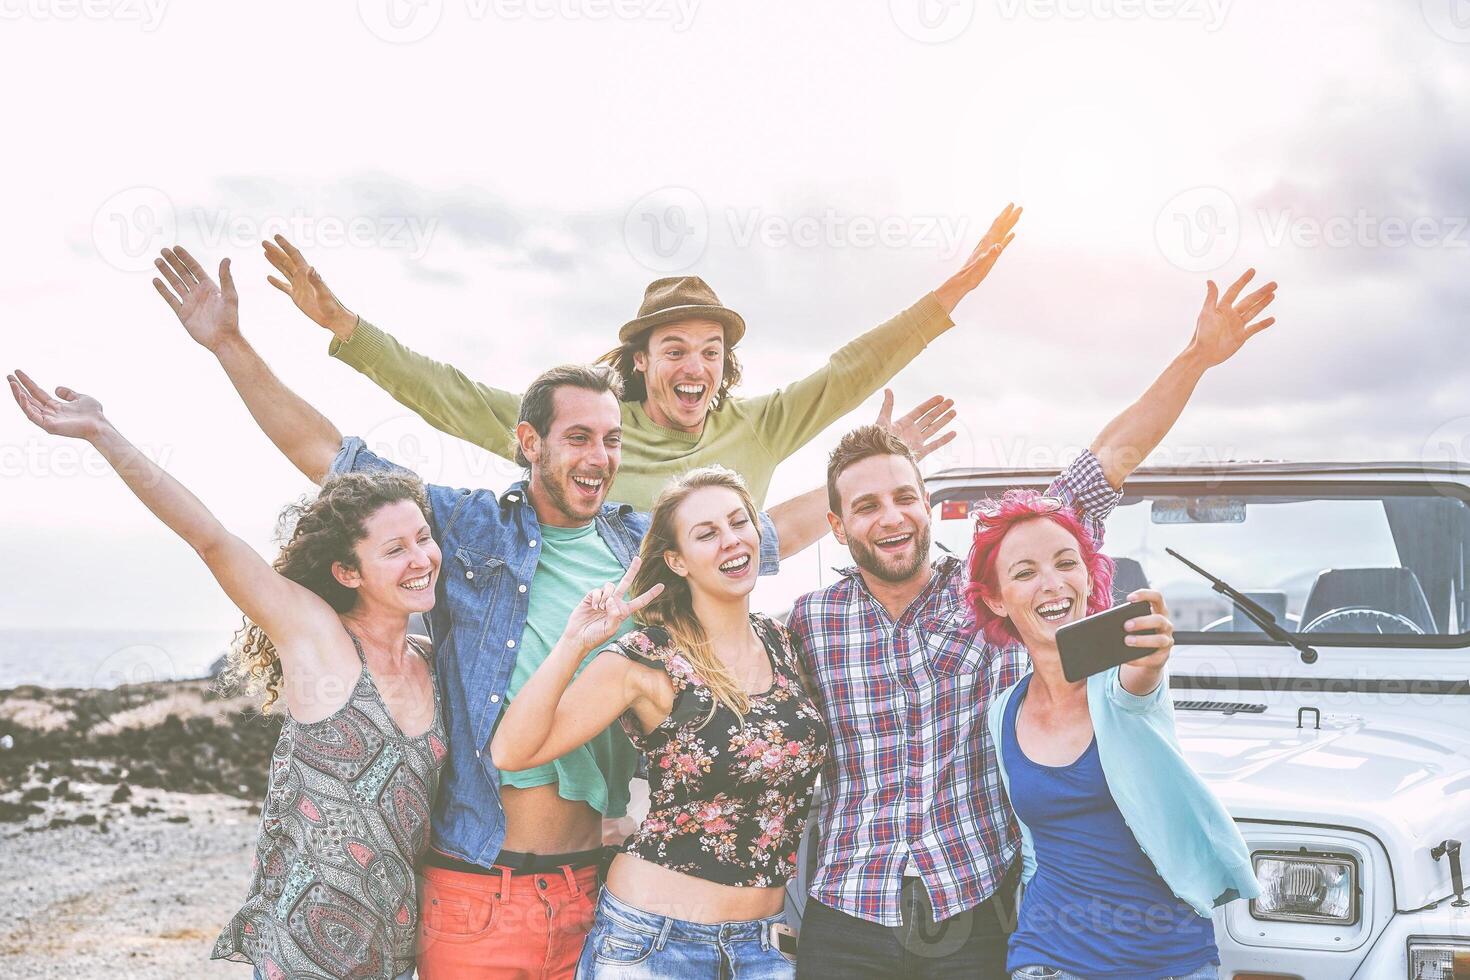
[968,491,1258,980]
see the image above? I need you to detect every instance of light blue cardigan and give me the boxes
[986,666,1260,918]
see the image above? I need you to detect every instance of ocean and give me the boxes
[0,628,237,690]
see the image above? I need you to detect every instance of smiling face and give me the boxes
[333,498,442,615]
[519,385,623,526]
[663,485,761,602]
[830,453,932,586]
[983,517,1093,649]
[633,319,726,433]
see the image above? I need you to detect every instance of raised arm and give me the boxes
[1090,269,1278,489]
[263,235,523,461]
[152,247,341,484]
[749,204,1020,463]
[491,561,665,771]
[7,372,343,661]
[767,389,961,557]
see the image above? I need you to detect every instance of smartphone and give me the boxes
[1056,599,1155,683]
[771,922,797,962]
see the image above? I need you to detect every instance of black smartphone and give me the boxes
[1056,600,1156,683]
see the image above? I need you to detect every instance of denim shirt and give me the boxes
[329,436,782,867]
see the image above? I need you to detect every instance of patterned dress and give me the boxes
[213,633,446,980]
[609,613,829,887]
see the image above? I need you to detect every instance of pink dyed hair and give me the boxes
[964,489,1116,648]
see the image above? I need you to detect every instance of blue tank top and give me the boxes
[1001,674,1218,979]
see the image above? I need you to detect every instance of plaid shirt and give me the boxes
[787,451,1120,925]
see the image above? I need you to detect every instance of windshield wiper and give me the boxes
[1165,547,1319,665]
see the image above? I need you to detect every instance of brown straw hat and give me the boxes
[618,276,746,345]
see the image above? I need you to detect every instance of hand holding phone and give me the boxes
[1056,599,1157,683]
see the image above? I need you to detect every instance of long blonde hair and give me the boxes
[630,465,761,719]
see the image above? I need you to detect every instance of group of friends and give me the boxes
[9,203,1281,979]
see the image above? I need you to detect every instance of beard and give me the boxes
[532,445,609,524]
[848,524,932,584]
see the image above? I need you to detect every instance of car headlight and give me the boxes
[1408,940,1470,979]
[1249,851,1358,925]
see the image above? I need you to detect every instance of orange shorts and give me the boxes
[417,861,599,979]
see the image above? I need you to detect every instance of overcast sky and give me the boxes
[2,0,1467,637]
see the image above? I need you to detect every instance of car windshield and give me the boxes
[930,481,1470,647]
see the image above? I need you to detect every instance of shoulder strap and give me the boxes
[344,628,369,667]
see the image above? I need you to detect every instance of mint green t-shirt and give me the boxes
[497,520,637,818]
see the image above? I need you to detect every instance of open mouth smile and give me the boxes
[673,382,708,408]
[401,573,433,592]
[1035,598,1075,623]
[570,474,605,498]
[874,531,914,554]
[718,553,752,578]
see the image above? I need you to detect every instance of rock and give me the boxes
[21,786,48,803]
[76,814,97,826]
[165,815,190,824]
[0,801,42,822]
[111,783,132,804]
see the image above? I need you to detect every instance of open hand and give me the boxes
[1190,268,1278,368]
[562,558,665,654]
[877,388,957,462]
[935,203,1022,313]
[8,370,106,442]
[152,247,239,352]
[263,235,357,341]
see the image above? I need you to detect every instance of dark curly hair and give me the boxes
[222,471,431,713]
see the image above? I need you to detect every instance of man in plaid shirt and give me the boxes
[788,268,1279,978]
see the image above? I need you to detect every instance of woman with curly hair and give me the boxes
[492,466,829,978]
[8,369,444,980]
[966,490,1258,980]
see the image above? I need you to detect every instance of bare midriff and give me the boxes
[499,784,603,853]
[604,851,786,923]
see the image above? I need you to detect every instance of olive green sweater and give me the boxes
[329,293,953,509]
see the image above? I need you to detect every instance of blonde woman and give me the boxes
[492,467,829,978]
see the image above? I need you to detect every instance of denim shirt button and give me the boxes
[466,571,474,580]
[530,540,538,547]
[518,585,527,593]
[490,694,500,704]
[507,639,516,648]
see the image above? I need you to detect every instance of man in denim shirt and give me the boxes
[148,246,952,978]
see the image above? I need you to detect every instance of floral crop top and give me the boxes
[609,613,829,888]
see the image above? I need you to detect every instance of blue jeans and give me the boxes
[1011,964,1217,980]
[575,887,795,979]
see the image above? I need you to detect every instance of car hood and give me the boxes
[1176,708,1470,910]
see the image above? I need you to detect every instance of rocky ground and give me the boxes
[0,678,282,979]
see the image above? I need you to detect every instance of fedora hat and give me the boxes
[618,276,746,346]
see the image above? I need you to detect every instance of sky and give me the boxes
[2,0,1468,640]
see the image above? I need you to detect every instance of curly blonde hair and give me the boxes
[222,471,430,713]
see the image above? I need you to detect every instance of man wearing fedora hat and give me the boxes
[263,203,1020,510]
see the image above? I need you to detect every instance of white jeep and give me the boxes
[787,460,1470,979]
